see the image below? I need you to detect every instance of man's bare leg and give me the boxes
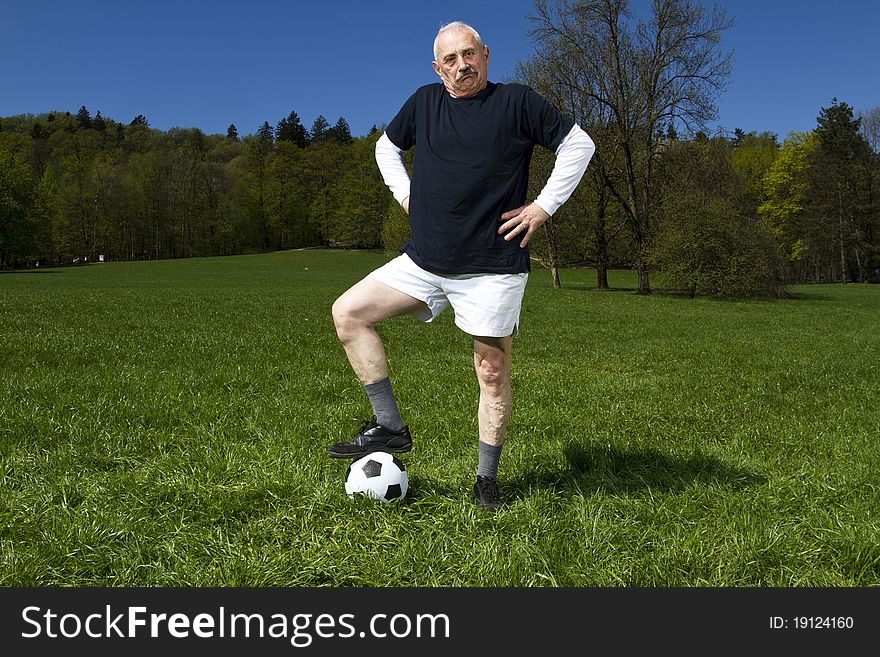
[332,277,428,384]
[471,335,512,510]
[327,277,427,458]
[473,335,513,446]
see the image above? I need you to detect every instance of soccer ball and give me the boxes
[344,451,408,503]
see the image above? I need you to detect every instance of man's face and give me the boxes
[432,28,489,98]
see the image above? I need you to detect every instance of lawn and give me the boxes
[0,250,877,586]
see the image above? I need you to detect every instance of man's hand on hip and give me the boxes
[498,203,550,247]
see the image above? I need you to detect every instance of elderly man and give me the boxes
[328,21,595,510]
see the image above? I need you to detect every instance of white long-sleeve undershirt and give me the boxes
[534,124,595,216]
[374,124,596,215]
[374,132,411,206]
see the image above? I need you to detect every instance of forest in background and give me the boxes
[2,0,879,296]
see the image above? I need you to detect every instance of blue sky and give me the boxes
[2,1,878,141]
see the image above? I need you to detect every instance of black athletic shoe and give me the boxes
[471,475,504,511]
[327,417,413,459]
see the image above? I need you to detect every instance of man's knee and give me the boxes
[475,348,510,390]
[331,294,367,342]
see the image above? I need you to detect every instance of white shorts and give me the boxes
[367,253,528,337]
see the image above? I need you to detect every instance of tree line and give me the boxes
[0,107,390,267]
[2,0,879,297]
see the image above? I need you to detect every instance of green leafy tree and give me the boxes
[0,148,45,267]
[322,133,386,247]
[380,200,412,253]
[30,122,52,178]
[653,137,784,297]
[50,128,103,260]
[235,126,276,251]
[758,101,879,283]
[731,131,778,209]
[265,140,318,247]
[758,132,815,279]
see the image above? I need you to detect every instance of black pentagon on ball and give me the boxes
[385,483,403,500]
[361,458,383,478]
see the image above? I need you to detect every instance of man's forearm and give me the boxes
[375,133,411,206]
[534,125,596,216]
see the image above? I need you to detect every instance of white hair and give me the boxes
[433,21,484,61]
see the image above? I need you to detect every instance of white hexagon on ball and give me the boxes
[344,451,408,502]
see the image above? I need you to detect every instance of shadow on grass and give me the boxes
[405,474,464,503]
[508,441,767,500]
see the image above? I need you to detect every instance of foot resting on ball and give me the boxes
[327,417,413,459]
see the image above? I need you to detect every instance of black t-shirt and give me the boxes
[385,82,575,274]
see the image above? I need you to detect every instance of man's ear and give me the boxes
[432,60,442,78]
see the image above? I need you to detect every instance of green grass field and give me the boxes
[1,250,878,586]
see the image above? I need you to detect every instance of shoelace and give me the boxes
[357,418,379,433]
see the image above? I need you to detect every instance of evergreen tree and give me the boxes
[310,115,330,143]
[816,98,863,157]
[809,99,875,282]
[328,116,352,143]
[76,105,92,130]
[130,114,149,127]
[93,111,107,132]
[257,121,274,149]
[227,124,239,140]
[276,111,309,147]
